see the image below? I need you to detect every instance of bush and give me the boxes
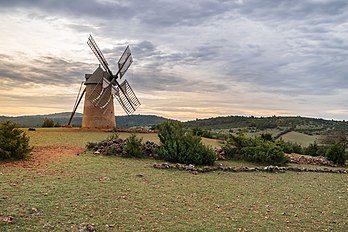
[326,143,346,165]
[157,121,216,165]
[303,142,328,157]
[106,132,120,141]
[42,118,54,127]
[124,134,143,158]
[304,142,319,156]
[222,134,288,165]
[0,121,32,160]
[276,140,303,154]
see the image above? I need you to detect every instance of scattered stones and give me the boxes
[30,207,40,215]
[98,177,110,182]
[78,224,96,232]
[153,163,347,175]
[0,214,15,224]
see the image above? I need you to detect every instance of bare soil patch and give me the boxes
[0,146,84,169]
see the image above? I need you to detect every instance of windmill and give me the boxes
[67,35,140,129]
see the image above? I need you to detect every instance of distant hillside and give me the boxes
[185,115,348,134]
[36,112,83,118]
[0,112,172,128]
[2,113,348,134]
[116,115,173,128]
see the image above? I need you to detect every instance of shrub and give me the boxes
[260,133,274,142]
[222,134,288,165]
[304,142,319,156]
[290,143,303,154]
[303,142,328,157]
[42,118,54,127]
[326,143,346,165]
[86,141,98,150]
[0,121,32,160]
[124,134,143,158]
[275,139,292,153]
[191,128,214,139]
[106,132,120,141]
[157,121,216,165]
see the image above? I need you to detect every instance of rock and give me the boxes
[0,215,15,224]
[30,207,39,214]
[78,224,96,232]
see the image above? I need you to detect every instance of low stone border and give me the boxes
[153,163,348,174]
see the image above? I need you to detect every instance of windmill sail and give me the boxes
[118,46,133,79]
[86,35,140,115]
[113,80,140,114]
[87,35,113,77]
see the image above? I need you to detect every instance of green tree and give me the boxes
[42,118,54,127]
[0,121,32,160]
[326,144,346,165]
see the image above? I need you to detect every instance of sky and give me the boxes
[0,0,348,121]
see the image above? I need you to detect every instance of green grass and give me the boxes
[278,131,320,147]
[26,128,221,148]
[26,128,160,147]
[1,128,347,231]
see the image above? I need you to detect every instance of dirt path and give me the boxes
[0,146,85,169]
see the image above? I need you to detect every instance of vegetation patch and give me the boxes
[0,121,32,161]
[157,121,216,165]
[1,128,348,231]
[222,134,288,166]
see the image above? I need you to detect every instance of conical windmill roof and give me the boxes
[85,66,108,84]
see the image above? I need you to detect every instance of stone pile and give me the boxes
[153,163,348,174]
[89,139,158,157]
[285,153,337,166]
[143,141,159,158]
[214,148,225,160]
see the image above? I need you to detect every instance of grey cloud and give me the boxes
[0,0,233,27]
[1,0,348,119]
[0,54,90,87]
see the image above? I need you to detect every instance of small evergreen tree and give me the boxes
[157,121,216,165]
[0,121,32,160]
[326,143,346,165]
[124,134,143,158]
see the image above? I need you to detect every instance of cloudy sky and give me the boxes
[0,0,348,121]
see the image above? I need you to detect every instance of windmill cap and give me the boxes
[85,66,109,84]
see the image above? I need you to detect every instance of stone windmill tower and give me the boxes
[82,66,116,129]
[67,35,140,129]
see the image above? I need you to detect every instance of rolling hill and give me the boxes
[0,113,172,128]
[185,115,348,134]
[1,113,348,135]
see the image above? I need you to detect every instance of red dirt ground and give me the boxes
[0,146,85,169]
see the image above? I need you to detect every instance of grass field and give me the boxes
[1,128,347,231]
[278,131,320,147]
